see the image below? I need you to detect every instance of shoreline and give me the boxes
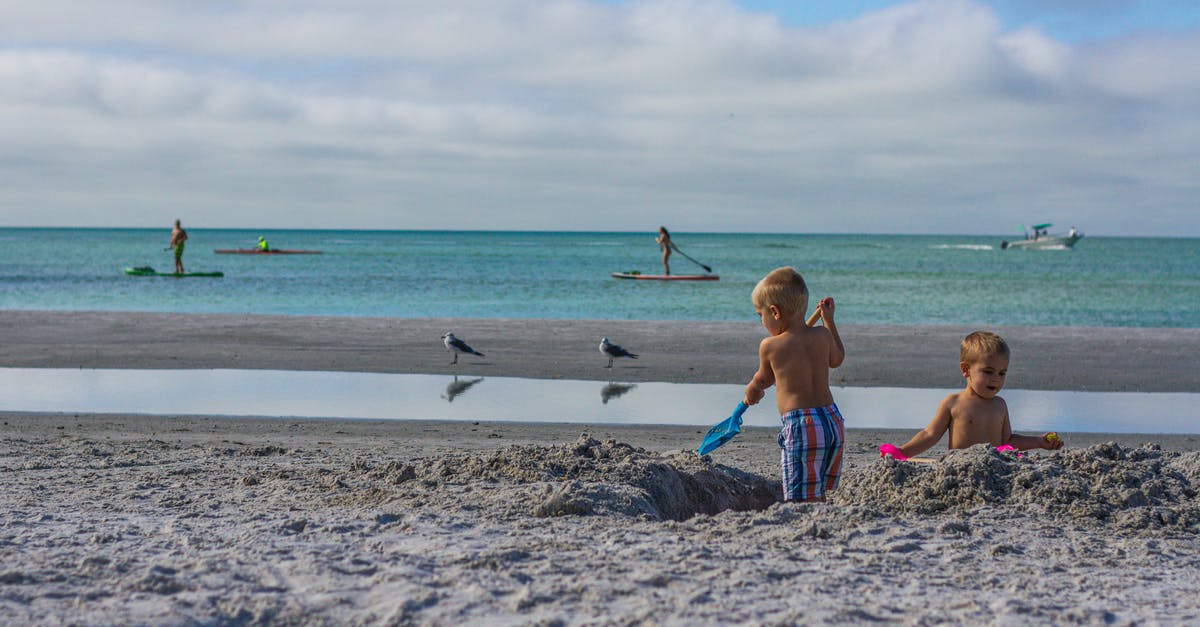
[2,309,1199,392]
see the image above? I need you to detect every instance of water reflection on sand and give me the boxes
[442,376,485,403]
[1,368,1196,434]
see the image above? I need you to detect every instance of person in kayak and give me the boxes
[169,219,188,274]
[257,236,270,252]
[656,226,673,275]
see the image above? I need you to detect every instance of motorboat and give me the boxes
[1000,224,1083,250]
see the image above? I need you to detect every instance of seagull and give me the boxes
[599,337,638,368]
[442,332,485,365]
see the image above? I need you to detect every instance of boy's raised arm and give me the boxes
[817,298,844,368]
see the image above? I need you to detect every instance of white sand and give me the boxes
[2,413,1198,624]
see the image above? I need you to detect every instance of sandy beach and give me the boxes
[2,311,1199,624]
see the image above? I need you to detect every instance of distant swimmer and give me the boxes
[257,236,270,252]
[442,332,485,365]
[599,337,638,368]
[656,226,673,275]
[168,219,188,274]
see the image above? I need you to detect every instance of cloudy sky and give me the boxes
[1,0,1196,235]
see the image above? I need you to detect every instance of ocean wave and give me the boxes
[930,244,995,251]
[837,243,894,250]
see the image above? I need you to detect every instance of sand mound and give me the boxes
[362,435,778,521]
[836,443,1200,534]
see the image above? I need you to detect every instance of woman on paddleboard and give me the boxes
[656,226,673,276]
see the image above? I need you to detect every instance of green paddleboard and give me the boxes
[125,267,224,277]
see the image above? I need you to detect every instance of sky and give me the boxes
[1,0,1197,235]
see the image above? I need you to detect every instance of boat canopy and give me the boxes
[1031,223,1053,230]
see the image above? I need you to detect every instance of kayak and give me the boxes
[612,272,718,281]
[125,267,224,277]
[214,249,323,255]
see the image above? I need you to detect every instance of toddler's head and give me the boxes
[752,266,809,319]
[960,331,1009,365]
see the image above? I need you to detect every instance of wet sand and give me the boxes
[3,310,1199,391]
[2,311,1199,623]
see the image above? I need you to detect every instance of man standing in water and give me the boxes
[169,219,188,274]
[656,226,673,275]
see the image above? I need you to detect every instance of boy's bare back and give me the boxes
[746,290,844,414]
[758,324,838,414]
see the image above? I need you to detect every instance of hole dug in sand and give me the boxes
[416,435,778,521]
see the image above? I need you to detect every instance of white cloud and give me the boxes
[0,0,1196,234]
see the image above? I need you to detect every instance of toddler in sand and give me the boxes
[881,331,1063,460]
[744,267,846,503]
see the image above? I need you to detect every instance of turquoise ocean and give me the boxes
[2,228,1198,328]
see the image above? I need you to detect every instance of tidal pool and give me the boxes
[1,368,1195,434]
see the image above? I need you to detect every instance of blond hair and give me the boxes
[960,331,1009,364]
[752,266,808,318]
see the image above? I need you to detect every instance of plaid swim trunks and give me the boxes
[778,404,845,501]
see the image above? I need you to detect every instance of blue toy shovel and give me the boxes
[697,401,749,455]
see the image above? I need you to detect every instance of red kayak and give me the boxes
[612,272,718,281]
[214,249,323,255]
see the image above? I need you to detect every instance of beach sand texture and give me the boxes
[2,312,1199,624]
[2,415,1198,625]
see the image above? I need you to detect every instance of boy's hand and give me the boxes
[817,297,835,322]
[744,384,764,406]
[1042,432,1063,450]
[879,443,908,461]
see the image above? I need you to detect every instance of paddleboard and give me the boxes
[214,249,323,255]
[125,267,224,277]
[612,272,718,281]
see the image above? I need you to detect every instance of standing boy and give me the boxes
[169,219,188,274]
[745,267,846,503]
[884,331,1063,458]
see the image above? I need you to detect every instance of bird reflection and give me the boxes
[600,382,637,404]
[442,376,484,402]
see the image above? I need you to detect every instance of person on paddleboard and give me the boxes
[656,226,673,275]
[169,219,188,274]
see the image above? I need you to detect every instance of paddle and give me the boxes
[670,243,712,273]
[697,307,823,456]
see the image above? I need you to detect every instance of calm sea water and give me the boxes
[1,228,1197,327]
